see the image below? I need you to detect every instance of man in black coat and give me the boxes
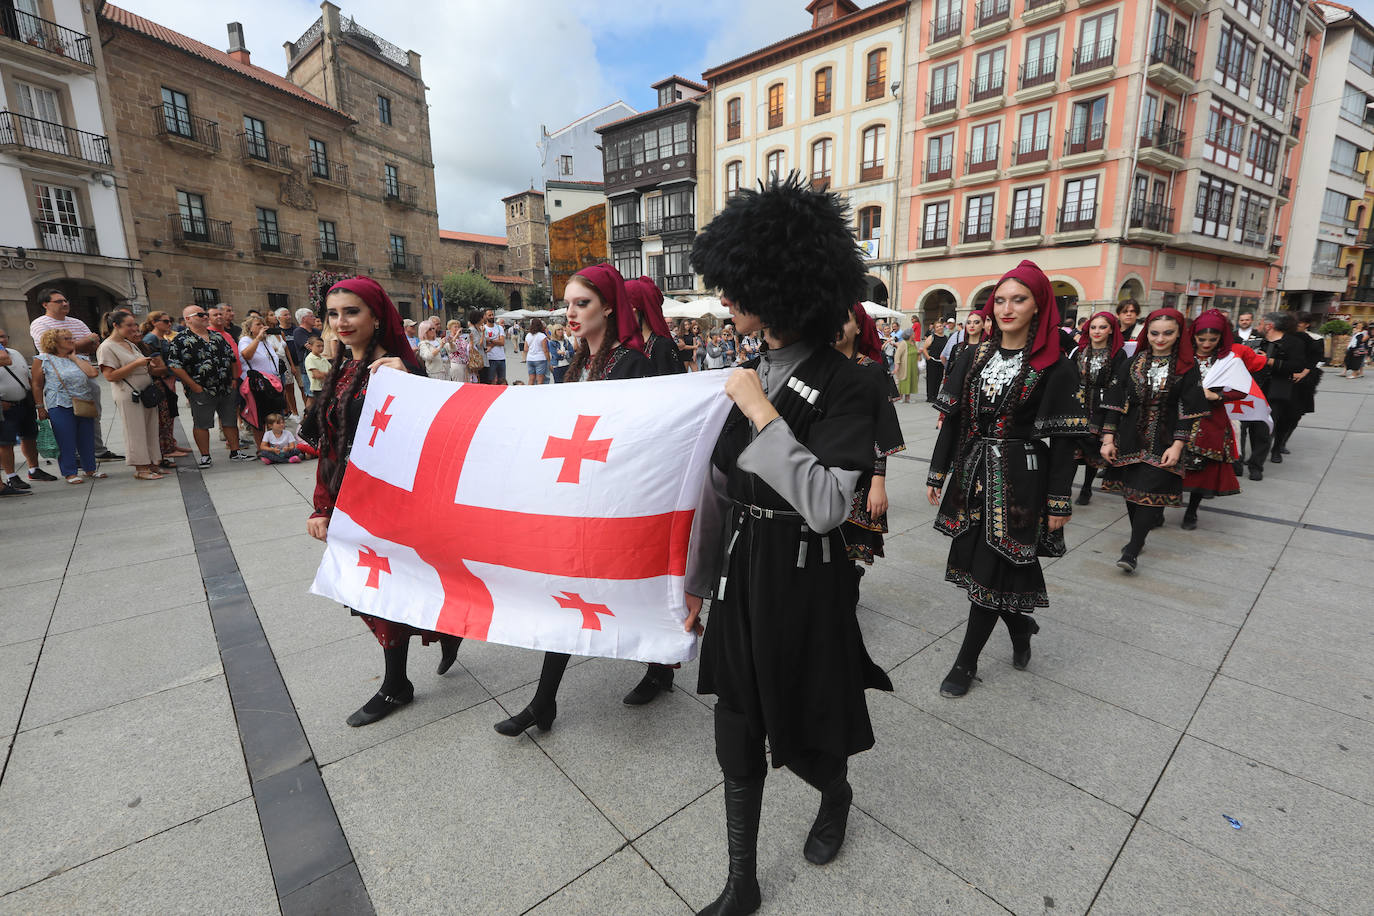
[1248,311,1305,473]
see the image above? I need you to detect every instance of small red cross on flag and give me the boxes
[311,368,736,663]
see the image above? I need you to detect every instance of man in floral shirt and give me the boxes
[166,305,249,466]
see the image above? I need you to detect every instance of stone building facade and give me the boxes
[503,189,548,286]
[435,229,529,310]
[1,0,144,355]
[100,2,440,322]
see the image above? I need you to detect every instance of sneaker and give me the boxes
[5,475,31,491]
[0,482,33,497]
[198,455,212,468]
[27,468,58,482]
[287,455,302,464]
[229,451,256,461]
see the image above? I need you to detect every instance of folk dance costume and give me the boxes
[841,304,905,565]
[687,176,890,916]
[303,277,461,727]
[1248,319,1305,468]
[1073,311,1128,505]
[494,264,649,738]
[1100,308,1208,571]
[1180,310,1244,529]
[928,261,1086,698]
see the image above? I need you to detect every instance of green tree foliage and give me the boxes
[525,282,551,309]
[1320,318,1353,336]
[443,270,504,318]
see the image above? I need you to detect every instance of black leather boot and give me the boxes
[623,663,674,706]
[436,635,462,675]
[1009,615,1040,670]
[803,767,852,865]
[698,776,764,916]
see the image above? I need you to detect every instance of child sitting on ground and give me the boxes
[259,413,307,464]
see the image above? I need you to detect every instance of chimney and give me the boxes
[227,22,250,65]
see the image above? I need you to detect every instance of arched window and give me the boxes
[814,67,833,116]
[767,83,785,129]
[858,205,881,241]
[765,149,785,183]
[866,48,888,100]
[725,160,742,198]
[861,125,886,180]
[810,138,833,190]
[726,97,741,140]
[473,251,482,270]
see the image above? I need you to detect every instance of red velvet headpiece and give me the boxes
[1078,310,1125,356]
[1190,308,1234,353]
[625,275,672,339]
[850,303,885,363]
[1139,307,1195,373]
[978,259,1062,370]
[571,263,644,353]
[326,277,422,374]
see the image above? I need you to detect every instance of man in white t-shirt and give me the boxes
[0,326,57,494]
[27,288,120,460]
[483,309,507,385]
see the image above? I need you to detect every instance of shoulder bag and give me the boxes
[49,356,98,419]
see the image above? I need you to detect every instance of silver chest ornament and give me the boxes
[1147,358,1170,392]
[980,350,1024,399]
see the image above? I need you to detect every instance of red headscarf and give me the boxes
[1190,308,1234,353]
[326,277,422,374]
[1139,307,1195,373]
[625,275,672,338]
[1077,310,1125,356]
[850,302,885,363]
[570,263,644,353]
[978,259,1062,370]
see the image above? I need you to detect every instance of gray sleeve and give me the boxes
[685,464,731,599]
[736,418,860,532]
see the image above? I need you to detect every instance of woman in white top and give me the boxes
[97,310,166,480]
[238,316,286,454]
[525,318,550,385]
[415,318,447,378]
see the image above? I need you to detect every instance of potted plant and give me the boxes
[1321,317,1353,366]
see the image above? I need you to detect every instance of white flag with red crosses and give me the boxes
[310,368,734,664]
[1203,352,1273,431]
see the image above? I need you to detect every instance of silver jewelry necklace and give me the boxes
[1147,357,1170,392]
[980,349,1023,399]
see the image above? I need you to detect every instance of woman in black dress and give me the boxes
[493,263,650,736]
[1099,308,1208,571]
[685,175,891,916]
[303,277,462,726]
[926,260,1086,698]
[1073,311,1127,505]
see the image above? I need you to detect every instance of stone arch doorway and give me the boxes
[509,290,522,309]
[25,277,127,333]
[968,284,996,314]
[1118,277,1144,303]
[918,287,957,332]
[862,275,889,306]
[1050,280,1081,323]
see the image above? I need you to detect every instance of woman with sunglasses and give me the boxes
[142,311,190,464]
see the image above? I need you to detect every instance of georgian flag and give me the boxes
[311,368,734,664]
[1203,352,1273,431]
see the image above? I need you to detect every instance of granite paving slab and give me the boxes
[0,578,59,648]
[1221,625,1374,723]
[64,523,196,575]
[526,847,689,916]
[47,552,204,635]
[0,638,40,743]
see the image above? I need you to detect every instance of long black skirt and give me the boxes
[945,521,1049,613]
[1102,461,1183,507]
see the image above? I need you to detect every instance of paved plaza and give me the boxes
[2,369,1372,915]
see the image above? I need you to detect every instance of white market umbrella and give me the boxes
[861,301,904,320]
[695,297,732,320]
[527,309,552,318]
[662,299,709,319]
[502,309,531,321]
[549,307,568,317]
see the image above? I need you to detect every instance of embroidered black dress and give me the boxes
[644,332,685,377]
[693,345,891,768]
[1100,352,1209,507]
[842,353,904,564]
[1075,346,1127,470]
[927,343,1086,612]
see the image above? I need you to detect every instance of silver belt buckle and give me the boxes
[749,504,765,519]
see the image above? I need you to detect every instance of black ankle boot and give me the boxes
[698,776,764,916]
[436,635,462,675]
[939,664,978,698]
[803,768,852,865]
[1075,486,1092,505]
[493,701,556,736]
[1181,512,1198,531]
[1010,616,1040,670]
[623,664,674,706]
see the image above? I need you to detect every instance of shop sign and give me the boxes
[1185,280,1217,297]
[0,257,38,270]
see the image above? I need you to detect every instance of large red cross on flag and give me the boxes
[311,368,734,663]
[1202,352,1272,431]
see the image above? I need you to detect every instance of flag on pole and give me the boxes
[1202,352,1272,431]
[310,369,735,663]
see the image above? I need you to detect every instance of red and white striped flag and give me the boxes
[310,368,734,664]
[1202,352,1272,431]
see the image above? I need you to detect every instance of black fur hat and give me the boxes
[691,171,866,347]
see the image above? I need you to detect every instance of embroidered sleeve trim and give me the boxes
[1046,494,1073,516]
[926,469,947,488]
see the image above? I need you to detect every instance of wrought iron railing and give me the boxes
[0,111,110,165]
[1013,135,1051,164]
[1007,209,1042,238]
[663,274,693,291]
[152,104,219,150]
[237,132,292,168]
[663,214,695,233]
[965,145,999,173]
[168,213,233,248]
[341,16,411,70]
[1065,120,1107,155]
[1129,200,1174,233]
[1149,35,1196,77]
[1290,115,1302,138]
[927,86,958,115]
[34,220,98,255]
[611,222,642,242]
[1019,58,1056,90]
[921,220,950,248]
[0,8,93,65]
[1279,177,1292,197]
[306,153,349,186]
[923,155,953,182]
[930,9,962,43]
[1074,37,1116,74]
[962,213,994,243]
[255,230,301,258]
[975,0,1010,28]
[1139,121,1186,157]
[970,72,1004,102]
[390,251,422,274]
[288,16,324,61]
[382,178,418,206]
[317,239,356,263]
[1058,202,1097,232]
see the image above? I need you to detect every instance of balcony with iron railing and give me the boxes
[1007,209,1043,239]
[1064,120,1107,157]
[929,9,962,46]
[1018,57,1057,92]
[1129,200,1175,234]
[611,222,642,242]
[1012,135,1051,167]
[1058,202,1097,233]
[0,8,94,70]
[33,220,98,255]
[152,104,220,152]
[974,0,1010,31]
[306,154,350,188]
[317,239,357,264]
[382,178,419,208]
[1139,121,1186,160]
[926,86,958,117]
[1072,37,1116,83]
[168,213,233,249]
[1279,176,1292,197]
[237,132,292,171]
[1289,115,1302,139]
[0,111,110,168]
[961,213,994,244]
[662,213,695,234]
[970,71,1005,104]
[254,230,302,259]
[965,145,999,175]
[663,274,694,291]
[389,251,422,275]
[922,155,954,184]
[1148,35,1196,82]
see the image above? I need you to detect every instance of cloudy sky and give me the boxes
[116,0,811,235]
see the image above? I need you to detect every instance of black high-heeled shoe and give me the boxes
[493,702,556,736]
[939,664,979,698]
[436,635,461,675]
[346,686,414,727]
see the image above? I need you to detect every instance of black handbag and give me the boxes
[128,379,164,408]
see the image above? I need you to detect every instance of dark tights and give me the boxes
[1125,502,1163,557]
[713,702,844,789]
[381,642,409,695]
[531,651,571,712]
[1080,465,1098,493]
[1185,491,1204,518]
[953,602,1033,671]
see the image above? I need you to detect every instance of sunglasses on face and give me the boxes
[191,312,208,319]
